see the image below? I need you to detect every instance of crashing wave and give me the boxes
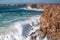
[0,15,48,40]
[20,6,44,11]
[0,6,43,12]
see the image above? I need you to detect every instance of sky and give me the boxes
[0,0,60,4]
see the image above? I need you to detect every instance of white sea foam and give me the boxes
[20,6,44,11]
[0,15,48,40]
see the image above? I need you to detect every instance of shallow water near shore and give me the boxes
[0,6,47,40]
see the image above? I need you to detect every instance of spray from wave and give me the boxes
[0,6,47,40]
[0,15,48,40]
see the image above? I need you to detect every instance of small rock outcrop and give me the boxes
[27,4,36,8]
[40,5,60,40]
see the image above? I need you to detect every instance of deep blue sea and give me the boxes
[0,6,47,40]
[0,6,42,26]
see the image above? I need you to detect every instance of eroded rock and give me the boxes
[40,5,60,40]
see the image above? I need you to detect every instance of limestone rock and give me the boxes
[40,5,60,40]
[27,4,60,40]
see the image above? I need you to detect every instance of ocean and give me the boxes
[0,6,47,40]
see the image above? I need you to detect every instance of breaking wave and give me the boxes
[0,15,48,40]
[0,6,47,40]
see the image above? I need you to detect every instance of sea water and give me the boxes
[0,6,47,40]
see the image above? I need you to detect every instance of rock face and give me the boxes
[40,5,60,40]
[27,4,60,40]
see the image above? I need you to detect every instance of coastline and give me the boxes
[0,4,60,40]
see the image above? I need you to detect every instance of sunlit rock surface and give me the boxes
[40,5,60,40]
[27,4,60,40]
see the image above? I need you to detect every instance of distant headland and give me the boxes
[0,4,26,6]
[0,4,60,6]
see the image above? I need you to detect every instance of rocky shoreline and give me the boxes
[0,4,60,40]
[27,4,60,40]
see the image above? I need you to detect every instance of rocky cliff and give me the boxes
[27,4,60,40]
[40,5,60,40]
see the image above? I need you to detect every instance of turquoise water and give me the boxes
[0,6,44,40]
[0,6,42,26]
